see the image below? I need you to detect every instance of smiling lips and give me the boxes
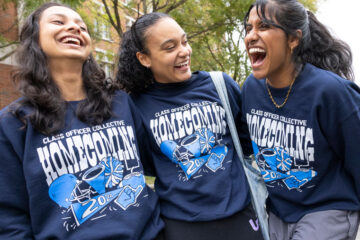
[59,36,83,47]
[248,47,266,68]
[174,60,190,69]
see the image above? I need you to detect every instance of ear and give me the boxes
[288,29,302,52]
[136,52,151,68]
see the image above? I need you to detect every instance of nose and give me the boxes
[245,28,259,46]
[179,44,192,58]
[66,21,81,34]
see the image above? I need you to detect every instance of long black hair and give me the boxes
[116,12,170,94]
[11,2,115,135]
[244,0,354,81]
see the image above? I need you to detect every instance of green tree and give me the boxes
[171,0,318,85]
[0,0,319,82]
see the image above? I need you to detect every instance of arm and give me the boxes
[0,111,33,239]
[128,96,157,177]
[223,73,253,156]
[321,80,360,198]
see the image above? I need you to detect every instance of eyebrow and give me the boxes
[160,33,187,48]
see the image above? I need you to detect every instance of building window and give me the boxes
[94,18,111,41]
[95,48,114,78]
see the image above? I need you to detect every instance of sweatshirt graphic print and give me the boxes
[39,120,146,230]
[246,109,317,191]
[150,101,229,181]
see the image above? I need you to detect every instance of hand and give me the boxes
[116,185,143,210]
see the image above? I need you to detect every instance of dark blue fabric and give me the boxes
[242,63,360,223]
[0,91,163,239]
[132,71,252,222]
[158,204,262,240]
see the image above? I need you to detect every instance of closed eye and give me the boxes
[52,20,64,25]
[259,22,271,30]
[245,24,252,35]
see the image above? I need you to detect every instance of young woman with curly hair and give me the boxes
[0,3,163,239]
[116,12,263,240]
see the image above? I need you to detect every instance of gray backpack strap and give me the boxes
[209,71,270,240]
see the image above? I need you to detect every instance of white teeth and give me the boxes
[176,60,189,67]
[62,37,80,45]
[249,48,265,54]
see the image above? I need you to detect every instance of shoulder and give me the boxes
[242,73,264,92]
[303,64,359,98]
[0,105,24,139]
[303,64,360,118]
[0,98,27,124]
[112,90,135,105]
[203,71,240,89]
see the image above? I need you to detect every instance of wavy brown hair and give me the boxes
[11,2,115,135]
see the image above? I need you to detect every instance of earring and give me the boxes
[290,47,294,54]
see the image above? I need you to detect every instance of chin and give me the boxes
[252,70,267,80]
[177,73,191,82]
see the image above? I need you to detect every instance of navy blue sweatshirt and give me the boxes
[132,71,252,221]
[0,91,163,239]
[242,63,360,223]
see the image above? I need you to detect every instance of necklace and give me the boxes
[266,77,296,109]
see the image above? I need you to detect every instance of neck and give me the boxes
[48,59,86,101]
[267,61,298,88]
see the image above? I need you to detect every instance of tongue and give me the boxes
[254,53,265,64]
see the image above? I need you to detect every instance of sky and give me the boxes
[316,0,360,85]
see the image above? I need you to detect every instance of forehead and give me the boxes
[146,18,185,44]
[247,4,279,24]
[40,6,83,21]
[248,6,266,23]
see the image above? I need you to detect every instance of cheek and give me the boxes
[38,33,49,53]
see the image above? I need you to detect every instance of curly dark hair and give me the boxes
[116,12,170,94]
[244,0,354,81]
[10,2,114,135]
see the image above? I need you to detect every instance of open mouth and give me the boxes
[59,36,83,47]
[174,60,189,69]
[249,47,266,67]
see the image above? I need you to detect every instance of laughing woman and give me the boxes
[116,12,263,240]
[242,0,360,239]
[0,3,163,239]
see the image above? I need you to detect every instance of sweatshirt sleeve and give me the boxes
[0,111,33,239]
[319,79,360,198]
[223,72,253,156]
[128,96,156,177]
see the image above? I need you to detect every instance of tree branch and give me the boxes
[204,38,225,71]
[102,0,122,37]
[187,22,223,39]
[0,41,18,49]
[164,0,187,13]
[0,48,16,61]
[112,0,123,38]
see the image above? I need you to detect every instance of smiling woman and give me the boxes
[0,2,164,239]
[116,12,263,240]
[38,8,91,69]
[241,0,360,239]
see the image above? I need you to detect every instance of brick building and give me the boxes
[0,0,19,109]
